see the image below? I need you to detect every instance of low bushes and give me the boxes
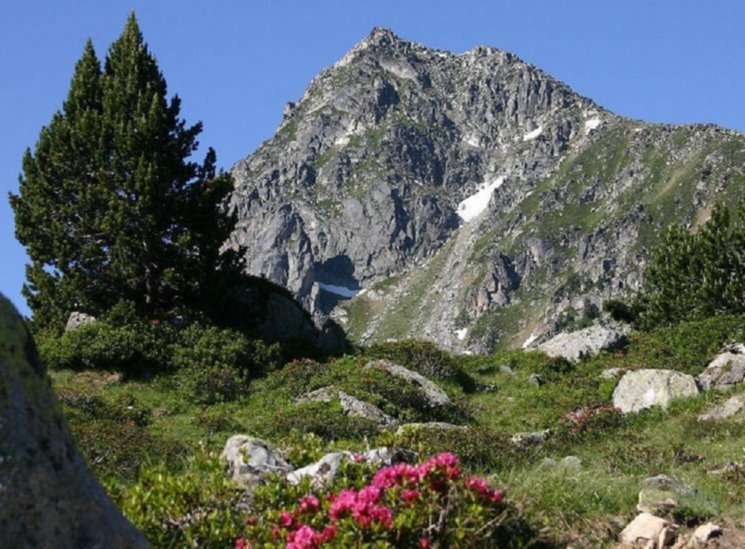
[239,452,536,548]
[365,339,461,379]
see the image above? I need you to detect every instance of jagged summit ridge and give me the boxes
[228,29,745,352]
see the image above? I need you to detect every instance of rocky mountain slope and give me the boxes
[227,28,745,352]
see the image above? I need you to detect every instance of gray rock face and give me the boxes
[221,435,293,489]
[365,359,452,407]
[65,311,96,332]
[361,447,419,467]
[613,369,699,413]
[537,325,627,362]
[698,343,745,391]
[338,391,397,427]
[0,295,146,548]
[228,27,745,353]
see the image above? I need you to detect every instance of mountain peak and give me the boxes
[366,27,399,45]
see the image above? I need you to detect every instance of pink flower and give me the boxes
[329,489,357,520]
[466,475,502,502]
[279,511,294,528]
[318,525,338,543]
[234,537,251,549]
[419,537,431,548]
[286,525,318,549]
[357,485,382,505]
[298,495,320,514]
[372,506,393,528]
[401,489,421,504]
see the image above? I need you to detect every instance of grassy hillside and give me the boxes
[47,314,745,546]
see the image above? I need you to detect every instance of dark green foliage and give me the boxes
[59,392,184,480]
[633,202,745,329]
[364,339,461,379]
[9,13,238,330]
[38,318,175,375]
[602,299,640,324]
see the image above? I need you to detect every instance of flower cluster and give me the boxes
[238,452,507,548]
[561,405,622,435]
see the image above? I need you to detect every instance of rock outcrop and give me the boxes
[221,435,293,489]
[613,369,699,413]
[537,325,627,362]
[228,27,745,352]
[364,359,452,407]
[697,343,745,391]
[0,295,146,548]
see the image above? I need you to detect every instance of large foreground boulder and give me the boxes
[537,325,627,362]
[0,295,146,548]
[613,369,699,413]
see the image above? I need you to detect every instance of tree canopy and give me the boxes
[10,13,238,330]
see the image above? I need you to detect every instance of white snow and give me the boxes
[521,332,539,349]
[456,177,504,223]
[584,118,601,133]
[318,282,361,299]
[464,134,481,148]
[455,328,468,341]
[522,126,543,141]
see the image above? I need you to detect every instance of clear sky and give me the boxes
[2,0,744,316]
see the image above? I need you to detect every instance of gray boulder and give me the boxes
[537,325,627,362]
[618,513,674,548]
[0,295,145,548]
[697,343,745,391]
[221,435,293,490]
[697,394,745,422]
[287,451,354,486]
[294,386,335,404]
[365,360,452,407]
[338,391,397,427]
[613,369,699,413]
[65,311,96,332]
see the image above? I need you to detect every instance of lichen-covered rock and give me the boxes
[365,359,452,407]
[697,343,745,391]
[613,369,699,413]
[361,447,418,467]
[0,295,146,548]
[294,386,335,404]
[395,422,468,435]
[511,429,552,446]
[221,435,293,489]
[338,390,397,427]
[537,325,627,362]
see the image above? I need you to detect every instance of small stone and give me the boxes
[637,475,697,515]
[338,391,396,428]
[511,429,551,446]
[221,435,293,490]
[287,451,354,486]
[528,373,545,386]
[601,367,626,380]
[65,311,96,332]
[690,522,721,544]
[560,456,582,469]
[294,386,334,404]
[499,365,515,377]
[361,447,418,467]
[619,513,672,547]
[538,457,557,470]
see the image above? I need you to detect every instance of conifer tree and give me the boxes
[10,13,237,330]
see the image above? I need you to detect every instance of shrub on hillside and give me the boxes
[365,339,461,379]
[265,401,381,441]
[38,319,175,375]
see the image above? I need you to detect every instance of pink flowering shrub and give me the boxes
[559,405,624,437]
[236,452,532,548]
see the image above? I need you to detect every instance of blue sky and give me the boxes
[2,0,744,316]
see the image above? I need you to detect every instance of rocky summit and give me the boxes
[228,27,745,353]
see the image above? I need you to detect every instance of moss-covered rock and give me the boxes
[0,294,145,547]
